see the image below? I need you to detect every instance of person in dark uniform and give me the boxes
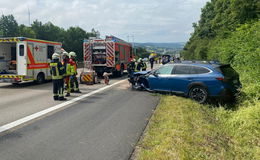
[50,53,66,101]
[140,59,147,71]
[149,57,154,69]
[127,59,136,77]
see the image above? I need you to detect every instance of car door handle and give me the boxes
[187,78,193,81]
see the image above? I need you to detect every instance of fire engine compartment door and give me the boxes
[92,42,106,65]
[17,42,27,75]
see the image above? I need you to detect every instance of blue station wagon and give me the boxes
[130,63,242,103]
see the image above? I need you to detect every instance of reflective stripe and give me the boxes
[70,65,76,74]
[66,63,72,76]
[0,75,23,79]
[142,62,147,69]
[50,63,63,79]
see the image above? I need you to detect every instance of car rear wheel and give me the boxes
[188,86,208,103]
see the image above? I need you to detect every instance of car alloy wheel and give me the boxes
[189,86,208,103]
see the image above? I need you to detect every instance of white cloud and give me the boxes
[0,0,209,42]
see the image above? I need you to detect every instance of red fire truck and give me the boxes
[83,36,134,76]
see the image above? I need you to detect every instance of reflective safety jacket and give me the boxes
[135,63,142,72]
[142,62,147,70]
[127,62,135,71]
[64,63,72,76]
[50,60,65,80]
[69,59,77,75]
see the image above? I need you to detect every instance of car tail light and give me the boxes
[216,77,228,82]
[216,77,224,81]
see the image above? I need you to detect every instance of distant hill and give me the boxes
[134,42,185,55]
[134,42,185,50]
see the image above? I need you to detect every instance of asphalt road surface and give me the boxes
[0,73,159,160]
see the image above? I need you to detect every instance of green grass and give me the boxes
[134,96,260,160]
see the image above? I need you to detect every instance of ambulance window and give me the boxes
[11,47,16,60]
[47,46,54,59]
[19,45,24,56]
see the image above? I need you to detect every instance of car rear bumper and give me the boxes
[211,88,240,101]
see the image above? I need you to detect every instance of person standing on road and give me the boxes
[149,57,154,69]
[50,53,66,101]
[69,51,81,93]
[127,59,136,77]
[140,59,147,71]
[135,58,142,72]
[62,52,72,97]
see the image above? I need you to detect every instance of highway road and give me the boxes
[0,70,160,160]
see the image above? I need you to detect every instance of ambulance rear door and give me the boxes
[17,42,27,75]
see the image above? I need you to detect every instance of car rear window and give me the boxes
[218,65,238,79]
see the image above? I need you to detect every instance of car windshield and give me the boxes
[155,65,173,75]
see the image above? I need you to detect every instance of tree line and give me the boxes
[0,14,98,61]
[182,0,259,60]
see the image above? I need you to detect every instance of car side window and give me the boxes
[190,66,210,74]
[173,65,191,74]
[195,66,210,74]
[155,65,173,75]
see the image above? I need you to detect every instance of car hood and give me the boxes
[134,71,150,75]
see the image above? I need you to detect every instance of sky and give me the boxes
[0,0,209,43]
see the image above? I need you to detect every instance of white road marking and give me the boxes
[0,79,127,133]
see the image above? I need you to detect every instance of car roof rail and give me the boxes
[180,60,220,65]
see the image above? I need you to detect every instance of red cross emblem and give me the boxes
[35,46,39,51]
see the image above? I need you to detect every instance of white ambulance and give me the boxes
[0,37,62,84]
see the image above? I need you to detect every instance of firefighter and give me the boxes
[69,51,81,93]
[135,58,142,72]
[127,59,136,76]
[50,53,66,101]
[62,52,72,97]
[140,59,147,71]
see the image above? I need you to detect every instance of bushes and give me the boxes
[210,21,260,103]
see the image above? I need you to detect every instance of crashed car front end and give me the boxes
[128,71,151,90]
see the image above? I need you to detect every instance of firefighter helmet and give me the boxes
[52,53,60,59]
[69,52,76,58]
[62,52,69,59]
[63,51,69,56]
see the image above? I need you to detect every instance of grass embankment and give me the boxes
[135,96,260,160]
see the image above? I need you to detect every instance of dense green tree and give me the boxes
[182,0,259,60]
[19,24,36,38]
[63,27,89,61]
[0,15,19,37]
[0,15,97,62]
[31,20,65,42]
